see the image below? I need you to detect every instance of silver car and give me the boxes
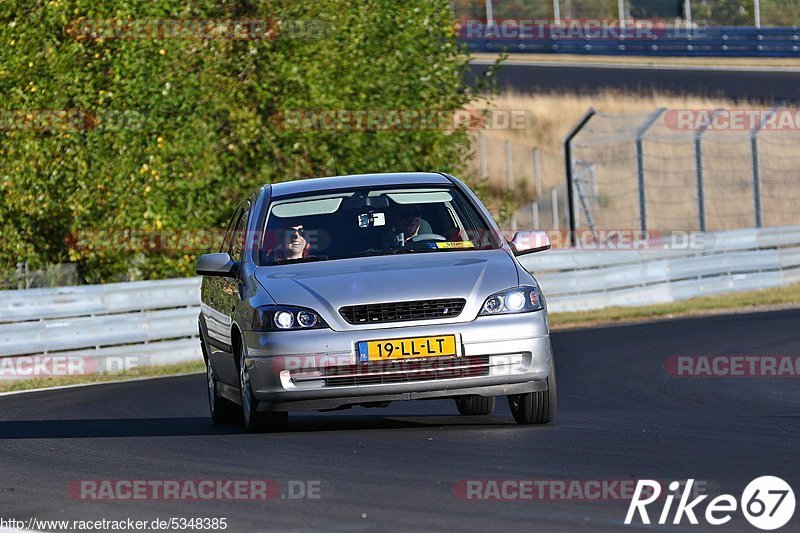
[197,172,555,432]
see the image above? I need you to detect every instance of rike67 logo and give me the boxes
[626,477,795,530]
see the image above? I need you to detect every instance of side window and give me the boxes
[220,207,242,253]
[230,203,250,261]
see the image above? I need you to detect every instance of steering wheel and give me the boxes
[410,233,446,242]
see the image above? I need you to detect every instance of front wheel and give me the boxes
[508,351,557,425]
[239,338,288,433]
[207,359,239,424]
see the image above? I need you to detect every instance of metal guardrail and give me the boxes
[462,26,800,57]
[522,226,800,312]
[0,277,202,365]
[0,225,798,366]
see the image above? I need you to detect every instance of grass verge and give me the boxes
[0,359,206,394]
[549,282,800,330]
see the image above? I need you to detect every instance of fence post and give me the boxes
[533,146,542,198]
[563,108,596,247]
[551,187,559,230]
[750,110,772,228]
[16,262,25,290]
[505,140,516,232]
[693,109,722,232]
[531,201,539,229]
[635,108,666,233]
[479,133,488,180]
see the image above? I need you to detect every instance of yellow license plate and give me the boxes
[357,335,457,362]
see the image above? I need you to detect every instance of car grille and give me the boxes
[339,298,467,325]
[319,356,490,387]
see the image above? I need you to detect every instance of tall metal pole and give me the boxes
[684,0,692,31]
[485,0,494,26]
[553,0,561,24]
[635,108,666,232]
[533,146,542,198]
[551,187,559,230]
[531,201,539,229]
[618,0,626,32]
[563,108,596,247]
[754,0,761,28]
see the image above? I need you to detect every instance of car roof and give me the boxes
[269,172,452,198]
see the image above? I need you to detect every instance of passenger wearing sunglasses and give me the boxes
[266,220,310,262]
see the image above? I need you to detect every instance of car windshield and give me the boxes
[259,185,502,265]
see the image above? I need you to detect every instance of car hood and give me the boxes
[254,250,519,331]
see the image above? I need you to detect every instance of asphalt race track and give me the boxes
[468,60,800,103]
[1,309,798,531]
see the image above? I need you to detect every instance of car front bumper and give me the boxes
[242,311,552,412]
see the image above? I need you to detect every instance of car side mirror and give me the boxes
[509,231,551,256]
[196,252,238,278]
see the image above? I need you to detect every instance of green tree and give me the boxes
[692,0,756,25]
[0,0,483,282]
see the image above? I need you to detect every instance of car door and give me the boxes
[202,205,242,355]
[214,201,251,385]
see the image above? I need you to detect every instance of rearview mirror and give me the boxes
[509,231,551,256]
[196,253,238,278]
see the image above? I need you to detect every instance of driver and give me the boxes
[389,204,432,241]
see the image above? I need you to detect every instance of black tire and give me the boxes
[238,336,288,433]
[508,350,557,425]
[206,359,239,424]
[455,395,496,416]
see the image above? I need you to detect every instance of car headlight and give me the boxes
[479,286,543,316]
[253,305,329,331]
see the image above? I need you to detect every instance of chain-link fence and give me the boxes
[0,263,80,290]
[567,109,800,233]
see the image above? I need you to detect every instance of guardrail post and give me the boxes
[635,108,666,233]
[694,109,722,232]
[563,108,596,246]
